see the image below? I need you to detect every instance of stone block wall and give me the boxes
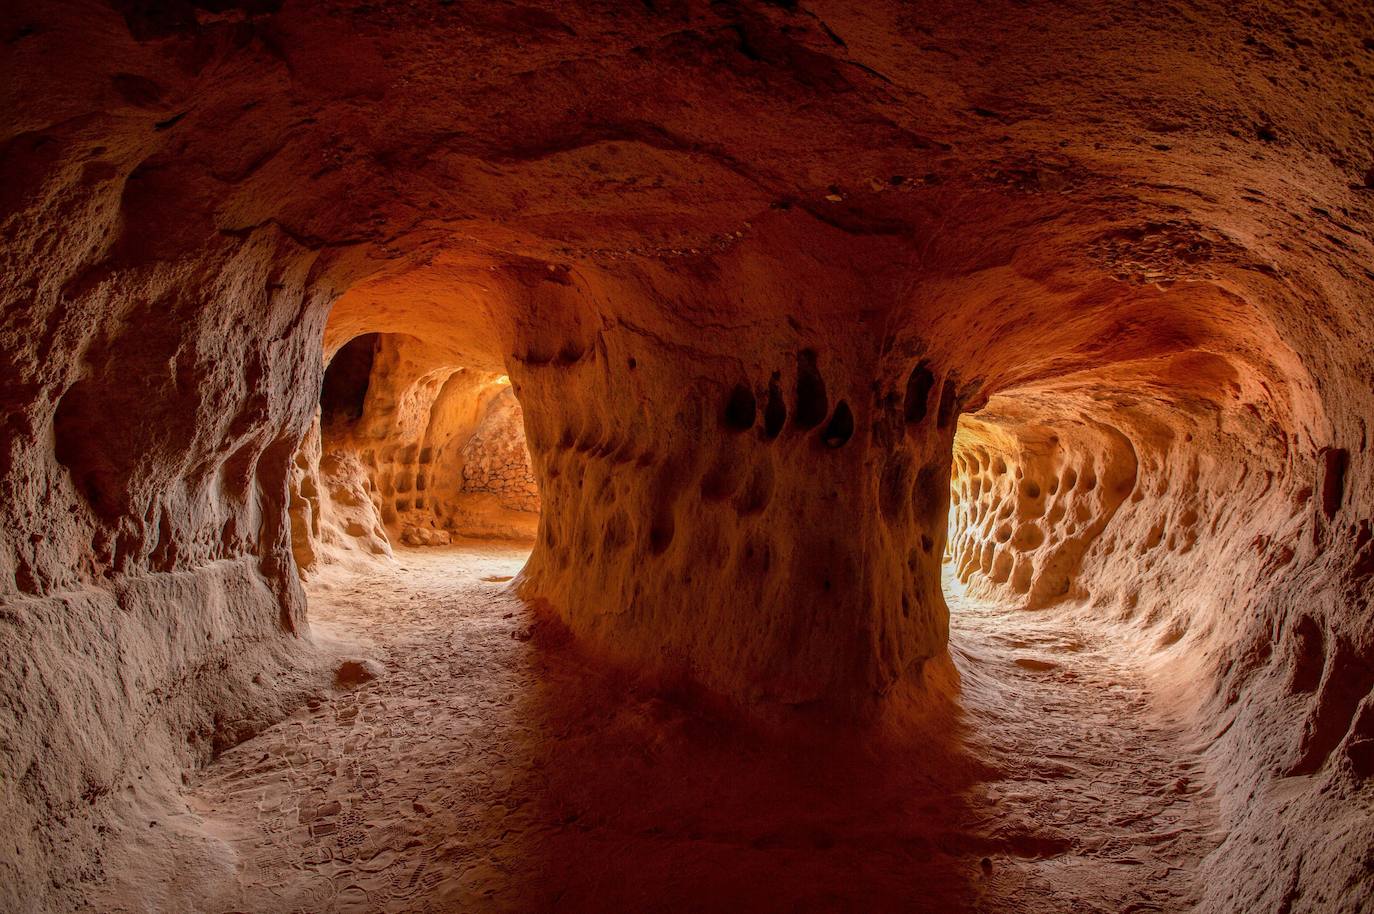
[458,390,540,514]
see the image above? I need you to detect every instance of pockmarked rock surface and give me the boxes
[1,1,1372,911]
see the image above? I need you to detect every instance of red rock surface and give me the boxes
[1,1,1371,911]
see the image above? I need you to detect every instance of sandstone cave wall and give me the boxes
[3,1,1372,911]
[0,216,337,911]
[506,241,969,714]
[288,415,393,574]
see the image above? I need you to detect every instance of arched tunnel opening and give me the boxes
[292,329,540,575]
[3,3,1373,913]
[318,332,377,431]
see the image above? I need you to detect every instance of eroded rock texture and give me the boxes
[1,0,1372,910]
[510,252,961,710]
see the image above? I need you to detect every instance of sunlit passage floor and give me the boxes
[124,544,1220,914]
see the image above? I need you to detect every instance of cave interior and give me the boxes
[1,1,1372,912]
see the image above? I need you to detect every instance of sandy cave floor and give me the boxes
[120,543,1220,913]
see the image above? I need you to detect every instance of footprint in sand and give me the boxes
[1014,657,1060,672]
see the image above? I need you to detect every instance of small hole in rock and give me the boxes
[723,384,757,430]
[821,401,854,448]
[904,361,934,424]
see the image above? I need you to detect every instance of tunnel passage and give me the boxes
[289,331,540,576]
[940,342,1310,646]
[947,414,1139,609]
[938,332,1317,639]
[3,3,1374,913]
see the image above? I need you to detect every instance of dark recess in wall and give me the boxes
[320,333,378,430]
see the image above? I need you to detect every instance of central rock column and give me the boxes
[508,273,965,713]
